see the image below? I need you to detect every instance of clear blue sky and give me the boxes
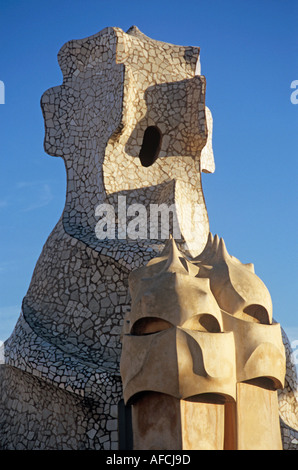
[0,1,297,352]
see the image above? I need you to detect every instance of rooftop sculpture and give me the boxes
[121,235,285,449]
[0,26,297,450]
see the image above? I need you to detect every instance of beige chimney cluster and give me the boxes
[121,235,286,449]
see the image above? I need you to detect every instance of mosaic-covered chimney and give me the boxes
[0,26,296,451]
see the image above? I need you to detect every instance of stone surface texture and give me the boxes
[0,26,297,450]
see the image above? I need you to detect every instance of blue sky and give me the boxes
[0,0,297,355]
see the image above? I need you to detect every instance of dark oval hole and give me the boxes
[139,126,162,167]
[183,314,221,333]
[131,317,173,335]
[243,304,269,324]
[243,377,277,391]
